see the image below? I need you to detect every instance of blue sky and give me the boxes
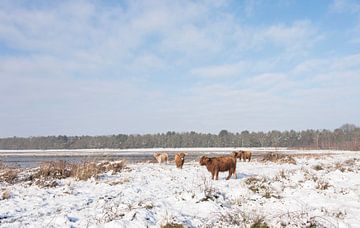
[0,0,360,137]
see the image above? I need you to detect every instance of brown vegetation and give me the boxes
[161,223,184,228]
[250,217,269,228]
[262,152,296,164]
[0,162,20,184]
[33,160,126,181]
[316,179,331,190]
[245,176,280,199]
[199,156,237,180]
[0,169,19,184]
[1,190,11,200]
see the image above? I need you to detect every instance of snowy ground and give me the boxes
[1,151,360,227]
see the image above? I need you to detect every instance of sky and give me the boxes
[0,0,360,137]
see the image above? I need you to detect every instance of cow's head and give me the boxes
[199,156,210,165]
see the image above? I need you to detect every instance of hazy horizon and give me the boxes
[1,0,360,137]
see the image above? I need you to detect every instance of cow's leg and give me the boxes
[215,169,219,180]
[226,168,234,180]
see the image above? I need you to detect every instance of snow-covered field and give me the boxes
[1,151,360,227]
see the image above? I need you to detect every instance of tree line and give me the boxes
[0,124,359,150]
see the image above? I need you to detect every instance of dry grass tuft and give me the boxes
[71,160,126,180]
[334,158,359,172]
[197,178,221,202]
[35,160,71,179]
[33,160,126,182]
[316,179,331,190]
[276,169,288,180]
[95,203,125,224]
[211,210,270,228]
[245,176,280,199]
[313,164,324,171]
[161,223,184,228]
[0,162,20,184]
[262,152,296,164]
[292,153,331,159]
[1,190,11,200]
[0,169,19,184]
[250,217,269,228]
[0,161,8,169]
[217,211,248,226]
[106,178,130,186]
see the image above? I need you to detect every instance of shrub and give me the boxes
[313,164,323,171]
[161,223,184,228]
[316,179,331,190]
[1,190,11,200]
[0,170,19,184]
[262,153,296,164]
[245,176,280,199]
[218,211,247,226]
[250,217,269,228]
[33,160,126,181]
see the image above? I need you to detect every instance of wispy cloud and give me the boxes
[190,62,246,78]
[330,0,360,13]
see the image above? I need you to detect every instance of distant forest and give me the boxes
[0,124,359,150]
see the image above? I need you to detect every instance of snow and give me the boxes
[1,150,360,227]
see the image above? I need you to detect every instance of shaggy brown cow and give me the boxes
[240,150,252,162]
[153,152,168,164]
[232,151,242,160]
[174,152,187,169]
[199,156,237,180]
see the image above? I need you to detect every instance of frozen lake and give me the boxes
[0,147,345,168]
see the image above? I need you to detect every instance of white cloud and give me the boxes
[190,62,246,78]
[330,0,360,13]
[260,20,322,53]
